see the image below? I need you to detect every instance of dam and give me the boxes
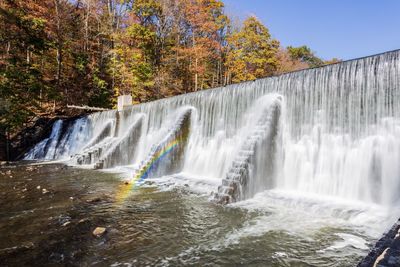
[23,49,400,266]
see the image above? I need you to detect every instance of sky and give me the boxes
[223,0,400,60]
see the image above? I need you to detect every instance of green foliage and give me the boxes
[226,16,280,83]
[89,70,111,108]
[74,53,89,74]
[0,63,44,130]
[287,45,324,68]
[132,0,161,24]
[0,1,49,131]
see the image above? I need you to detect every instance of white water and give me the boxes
[25,50,400,208]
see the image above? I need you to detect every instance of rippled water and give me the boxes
[0,163,396,266]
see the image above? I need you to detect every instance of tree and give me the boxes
[275,48,309,74]
[0,0,52,160]
[225,16,280,83]
[287,45,324,68]
[0,0,49,130]
[176,0,229,91]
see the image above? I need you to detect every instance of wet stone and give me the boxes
[86,197,102,203]
[62,221,71,227]
[93,227,106,237]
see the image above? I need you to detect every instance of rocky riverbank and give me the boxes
[358,219,400,266]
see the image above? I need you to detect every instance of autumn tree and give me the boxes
[287,45,324,68]
[177,0,229,91]
[225,16,280,83]
[275,48,309,74]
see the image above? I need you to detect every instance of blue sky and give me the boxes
[223,0,400,60]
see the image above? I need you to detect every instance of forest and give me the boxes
[0,0,339,136]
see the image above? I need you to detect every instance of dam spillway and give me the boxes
[26,49,400,207]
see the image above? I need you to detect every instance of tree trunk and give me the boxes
[193,32,198,92]
[6,127,10,161]
[54,0,63,96]
[84,0,90,51]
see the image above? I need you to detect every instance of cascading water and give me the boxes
[215,94,282,203]
[25,50,400,208]
[25,120,63,160]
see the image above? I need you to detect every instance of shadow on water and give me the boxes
[0,163,376,267]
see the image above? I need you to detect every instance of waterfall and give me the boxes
[25,120,63,160]
[25,50,400,206]
[215,94,282,203]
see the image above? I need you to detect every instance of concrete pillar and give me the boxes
[117,95,132,111]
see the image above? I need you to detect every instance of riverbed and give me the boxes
[0,163,396,266]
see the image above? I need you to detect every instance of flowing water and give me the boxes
[12,49,400,265]
[0,163,396,266]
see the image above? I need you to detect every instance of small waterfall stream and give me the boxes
[25,50,400,207]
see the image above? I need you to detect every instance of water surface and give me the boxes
[0,163,395,266]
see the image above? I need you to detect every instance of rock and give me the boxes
[85,194,112,204]
[86,197,102,203]
[22,188,27,192]
[359,218,400,266]
[62,221,71,227]
[42,188,49,194]
[26,166,36,171]
[58,215,71,225]
[92,227,106,237]
[388,255,400,265]
[124,181,130,185]
[69,196,74,201]
[49,252,65,263]
[36,185,41,190]
[0,242,35,256]
[78,218,89,224]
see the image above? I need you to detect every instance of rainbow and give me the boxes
[115,139,180,203]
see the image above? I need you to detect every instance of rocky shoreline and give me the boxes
[358,219,400,266]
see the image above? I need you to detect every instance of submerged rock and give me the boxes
[85,193,113,204]
[92,227,106,237]
[86,197,102,203]
[78,218,89,224]
[62,221,71,227]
